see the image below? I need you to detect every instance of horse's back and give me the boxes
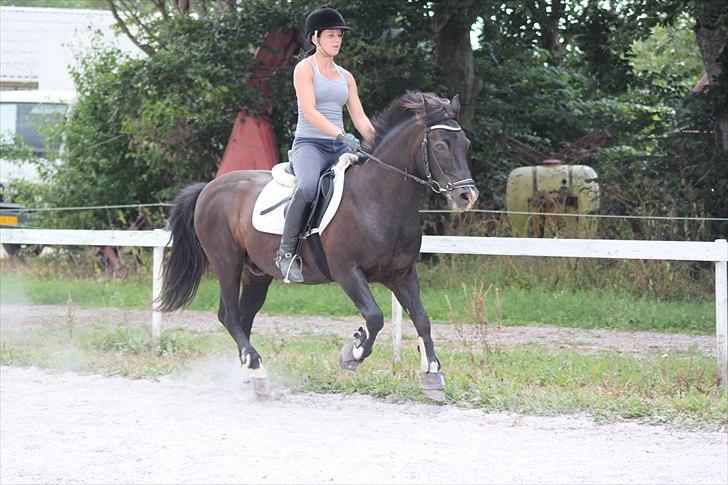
[195,169,271,243]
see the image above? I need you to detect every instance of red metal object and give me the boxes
[218,112,281,173]
[692,73,709,93]
[217,31,302,177]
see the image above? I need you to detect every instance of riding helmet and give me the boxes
[304,6,350,40]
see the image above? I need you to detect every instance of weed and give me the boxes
[2,325,725,429]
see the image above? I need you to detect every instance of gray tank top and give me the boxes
[294,57,349,139]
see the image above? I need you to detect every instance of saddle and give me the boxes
[252,153,356,235]
[251,153,358,278]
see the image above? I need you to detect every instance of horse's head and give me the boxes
[415,93,479,213]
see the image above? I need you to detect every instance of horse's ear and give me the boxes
[422,93,440,114]
[450,94,461,119]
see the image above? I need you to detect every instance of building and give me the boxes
[0,6,141,91]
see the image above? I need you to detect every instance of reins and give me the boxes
[356,123,477,195]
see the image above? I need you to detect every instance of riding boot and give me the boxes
[275,188,309,283]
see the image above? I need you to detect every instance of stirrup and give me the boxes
[283,254,302,284]
[276,250,303,283]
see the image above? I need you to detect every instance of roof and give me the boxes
[0,89,77,104]
[0,6,141,89]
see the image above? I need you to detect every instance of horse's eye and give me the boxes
[435,143,447,151]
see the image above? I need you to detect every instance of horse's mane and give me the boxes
[362,91,457,153]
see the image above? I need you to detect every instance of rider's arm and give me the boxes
[344,72,375,142]
[294,61,343,137]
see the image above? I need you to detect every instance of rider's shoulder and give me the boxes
[294,57,315,74]
[340,67,355,83]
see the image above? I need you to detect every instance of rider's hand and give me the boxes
[336,132,361,154]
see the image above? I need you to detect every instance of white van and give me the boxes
[0,90,75,257]
[0,89,76,186]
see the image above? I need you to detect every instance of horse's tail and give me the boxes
[156,182,209,312]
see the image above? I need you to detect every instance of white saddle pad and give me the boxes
[252,153,357,235]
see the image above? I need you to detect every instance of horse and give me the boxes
[157,91,479,400]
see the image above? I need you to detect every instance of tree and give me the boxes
[630,18,704,91]
[8,0,723,239]
[433,0,483,128]
[105,0,251,56]
[693,0,728,151]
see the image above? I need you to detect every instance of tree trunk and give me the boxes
[434,4,483,128]
[190,0,207,18]
[537,0,565,63]
[694,2,728,151]
[175,0,190,15]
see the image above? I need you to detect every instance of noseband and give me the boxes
[357,123,477,195]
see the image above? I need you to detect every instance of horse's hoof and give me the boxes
[422,388,446,401]
[420,372,446,402]
[338,342,363,371]
[246,364,270,396]
[252,376,271,397]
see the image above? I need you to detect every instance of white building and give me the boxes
[0,6,141,186]
[0,5,141,91]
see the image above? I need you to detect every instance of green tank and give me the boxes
[505,159,599,238]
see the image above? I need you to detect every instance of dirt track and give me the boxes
[1,304,725,484]
[1,365,727,485]
[0,303,717,356]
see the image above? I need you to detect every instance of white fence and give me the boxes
[1,228,726,385]
[1,229,170,338]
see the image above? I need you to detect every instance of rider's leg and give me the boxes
[275,139,330,282]
[275,186,309,282]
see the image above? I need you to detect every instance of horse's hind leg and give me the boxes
[208,247,270,395]
[384,265,446,401]
[336,269,385,370]
[235,268,273,390]
[238,267,273,340]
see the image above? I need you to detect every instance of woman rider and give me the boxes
[275,6,375,283]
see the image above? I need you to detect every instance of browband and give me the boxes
[427,124,462,132]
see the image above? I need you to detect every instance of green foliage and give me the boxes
[631,19,704,91]
[36,13,270,228]
[10,0,724,242]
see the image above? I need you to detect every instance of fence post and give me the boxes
[152,245,164,339]
[716,239,728,387]
[392,292,403,364]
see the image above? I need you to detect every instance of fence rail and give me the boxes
[1,228,726,385]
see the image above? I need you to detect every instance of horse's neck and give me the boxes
[348,121,425,214]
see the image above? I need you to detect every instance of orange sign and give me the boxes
[0,215,19,226]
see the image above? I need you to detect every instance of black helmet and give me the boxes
[304,6,350,41]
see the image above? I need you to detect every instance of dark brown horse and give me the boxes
[158,91,479,399]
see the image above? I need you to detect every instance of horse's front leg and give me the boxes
[386,265,446,401]
[336,269,384,371]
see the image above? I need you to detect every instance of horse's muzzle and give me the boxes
[450,186,479,213]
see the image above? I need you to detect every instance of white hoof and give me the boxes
[249,364,271,396]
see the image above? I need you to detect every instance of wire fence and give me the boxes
[3,202,726,222]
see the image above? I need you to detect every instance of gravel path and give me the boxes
[0,303,716,356]
[1,365,726,485]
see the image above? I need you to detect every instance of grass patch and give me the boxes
[1,324,725,430]
[1,271,714,333]
[0,324,232,379]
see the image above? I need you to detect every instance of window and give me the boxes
[0,102,67,155]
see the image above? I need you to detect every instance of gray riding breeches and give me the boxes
[288,137,349,203]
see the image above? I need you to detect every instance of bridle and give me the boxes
[357,123,477,195]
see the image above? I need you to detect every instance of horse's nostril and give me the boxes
[460,192,470,202]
